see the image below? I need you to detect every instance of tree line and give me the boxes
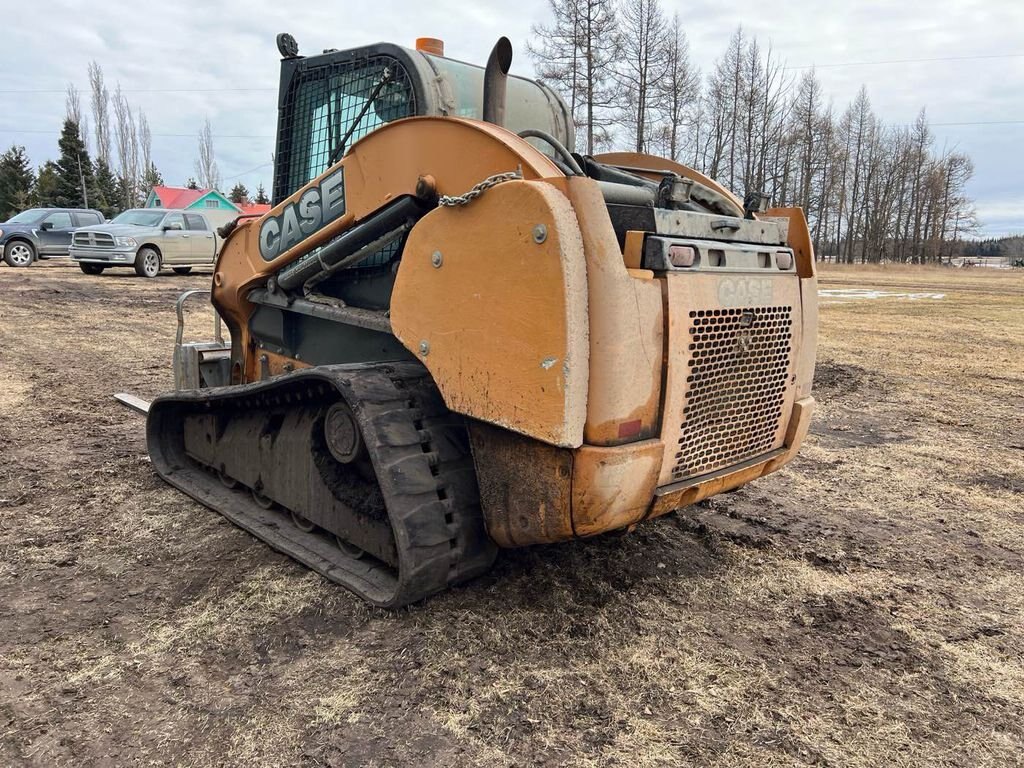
[0,64,167,220]
[962,235,1024,261]
[530,0,979,263]
[0,63,270,221]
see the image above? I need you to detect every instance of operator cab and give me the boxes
[272,35,574,204]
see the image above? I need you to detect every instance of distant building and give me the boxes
[144,186,271,217]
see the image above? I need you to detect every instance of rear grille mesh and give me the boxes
[672,306,793,481]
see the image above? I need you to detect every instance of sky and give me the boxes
[1,0,1022,237]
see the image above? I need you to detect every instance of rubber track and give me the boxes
[146,362,497,607]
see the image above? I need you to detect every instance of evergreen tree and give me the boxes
[141,161,164,191]
[186,177,199,190]
[115,175,140,209]
[254,183,270,205]
[54,119,97,208]
[0,145,35,219]
[93,157,120,218]
[228,182,249,204]
[35,162,60,207]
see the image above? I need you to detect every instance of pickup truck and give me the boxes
[1,207,105,267]
[70,208,229,277]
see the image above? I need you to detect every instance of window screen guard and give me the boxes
[274,54,417,203]
[272,53,417,273]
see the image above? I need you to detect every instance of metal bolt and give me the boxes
[431,250,443,268]
[532,224,547,244]
[419,340,430,356]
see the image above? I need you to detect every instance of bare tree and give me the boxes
[528,0,620,153]
[790,69,823,212]
[695,29,790,199]
[832,88,872,262]
[138,110,152,182]
[938,152,976,255]
[704,29,746,184]
[87,62,111,164]
[112,84,140,206]
[749,42,790,198]
[194,118,221,191]
[905,109,933,263]
[65,84,89,154]
[614,0,670,153]
[651,14,699,161]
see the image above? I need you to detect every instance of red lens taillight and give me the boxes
[669,245,696,268]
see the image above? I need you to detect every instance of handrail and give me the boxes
[175,289,223,347]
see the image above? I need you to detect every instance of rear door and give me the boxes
[160,213,190,264]
[73,211,103,228]
[37,210,75,256]
[184,213,216,263]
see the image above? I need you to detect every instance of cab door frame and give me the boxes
[36,210,75,256]
[183,213,216,263]
[160,213,191,264]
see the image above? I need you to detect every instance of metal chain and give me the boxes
[437,170,522,207]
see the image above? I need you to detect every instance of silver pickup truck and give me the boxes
[70,208,230,277]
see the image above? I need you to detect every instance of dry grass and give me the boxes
[0,261,1021,767]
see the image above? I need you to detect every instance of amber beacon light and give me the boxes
[415,37,445,56]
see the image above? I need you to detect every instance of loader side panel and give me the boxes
[390,179,589,448]
[552,177,665,446]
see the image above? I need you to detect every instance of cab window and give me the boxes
[163,213,185,230]
[276,55,416,201]
[184,214,208,231]
[74,211,102,227]
[43,211,73,229]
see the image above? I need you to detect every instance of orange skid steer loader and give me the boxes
[144,35,817,607]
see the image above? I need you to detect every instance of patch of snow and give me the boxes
[818,288,946,302]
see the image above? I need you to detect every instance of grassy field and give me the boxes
[0,261,1021,766]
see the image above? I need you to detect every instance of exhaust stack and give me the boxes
[483,37,513,127]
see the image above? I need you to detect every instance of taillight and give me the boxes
[617,419,642,439]
[776,251,793,270]
[669,245,696,268]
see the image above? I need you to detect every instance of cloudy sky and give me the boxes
[2,0,1022,236]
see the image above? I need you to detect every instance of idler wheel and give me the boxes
[324,402,364,464]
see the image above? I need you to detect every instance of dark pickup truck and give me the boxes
[0,208,105,267]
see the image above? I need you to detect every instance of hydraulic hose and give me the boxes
[517,129,585,176]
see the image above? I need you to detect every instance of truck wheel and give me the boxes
[3,240,35,267]
[79,263,105,275]
[172,267,192,275]
[134,247,161,278]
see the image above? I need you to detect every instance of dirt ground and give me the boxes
[0,260,1021,767]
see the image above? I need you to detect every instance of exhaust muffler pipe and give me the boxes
[483,37,513,127]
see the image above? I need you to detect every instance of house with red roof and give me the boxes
[144,186,272,217]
